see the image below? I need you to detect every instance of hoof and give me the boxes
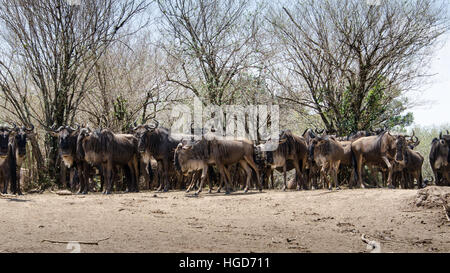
[185,189,190,193]
[388,184,395,189]
[336,186,341,191]
[244,188,249,193]
[225,191,231,195]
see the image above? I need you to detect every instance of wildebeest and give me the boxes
[0,124,34,195]
[256,130,308,191]
[175,135,261,195]
[309,135,344,190]
[77,128,139,194]
[391,135,424,189]
[133,121,187,192]
[51,125,97,194]
[429,131,450,186]
[351,131,409,189]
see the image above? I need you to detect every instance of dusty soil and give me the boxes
[0,187,449,253]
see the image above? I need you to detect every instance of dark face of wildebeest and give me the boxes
[394,135,407,163]
[13,125,34,164]
[133,121,160,161]
[0,125,13,162]
[51,125,79,167]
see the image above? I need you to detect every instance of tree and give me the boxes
[157,0,265,106]
[0,0,150,186]
[269,0,449,135]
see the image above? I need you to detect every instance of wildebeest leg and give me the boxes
[162,160,170,192]
[381,156,394,189]
[220,165,233,194]
[195,166,208,196]
[186,173,195,193]
[1,169,7,194]
[240,161,252,193]
[356,155,365,189]
[244,156,262,192]
[417,171,423,189]
[282,165,287,191]
[293,160,302,191]
[270,170,274,189]
[77,165,85,194]
[104,163,114,194]
[129,158,139,192]
[333,161,341,190]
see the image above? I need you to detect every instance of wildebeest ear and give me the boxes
[50,131,59,137]
[182,145,192,150]
[278,138,287,144]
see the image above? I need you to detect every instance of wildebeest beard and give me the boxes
[395,137,406,162]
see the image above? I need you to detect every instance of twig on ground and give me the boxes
[41,237,111,245]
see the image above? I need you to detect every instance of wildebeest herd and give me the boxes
[0,121,449,196]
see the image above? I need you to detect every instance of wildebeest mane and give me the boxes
[374,130,388,152]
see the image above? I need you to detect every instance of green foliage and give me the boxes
[334,78,413,136]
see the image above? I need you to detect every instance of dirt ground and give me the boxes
[0,186,449,253]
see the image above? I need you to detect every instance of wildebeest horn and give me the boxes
[55,126,64,133]
[315,128,325,134]
[26,124,34,132]
[153,119,159,128]
[440,131,443,139]
[447,130,449,135]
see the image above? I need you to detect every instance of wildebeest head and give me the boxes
[133,120,160,154]
[173,141,204,175]
[51,125,79,155]
[0,124,15,160]
[76,127,92,159]
[13,124,34,163]
[51,125,79,167]
[394,135,408,164]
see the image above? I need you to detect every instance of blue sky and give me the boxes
[410,35,450,127]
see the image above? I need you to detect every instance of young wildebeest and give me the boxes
[256,130,308,191]
[77,128,139,194]
[429,131,450,186]
[133,121,187,192]
[174,136,261,195]
[351,131,409,189]
[310,135,344,190]
[0,124,34,195]
[51,125,96,194]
